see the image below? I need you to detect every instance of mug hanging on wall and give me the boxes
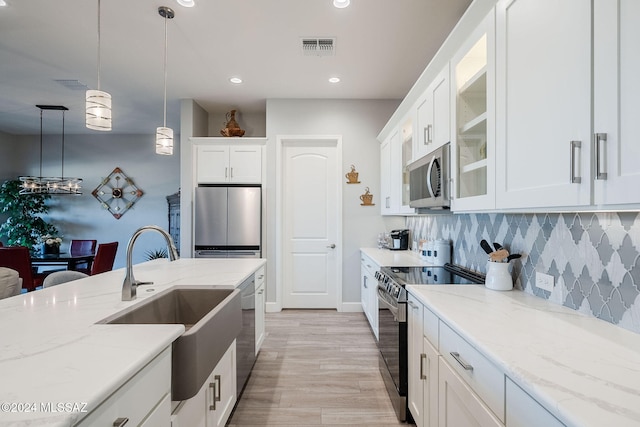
[360,187,374,206]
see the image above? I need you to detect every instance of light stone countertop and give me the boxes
[407,285,640,427]
[0,257,266,427]
[360,247,432,267]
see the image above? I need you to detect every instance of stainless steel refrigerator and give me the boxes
[194,185,261,258]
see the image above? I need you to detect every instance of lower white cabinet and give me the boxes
[360,252,379,339]
[171,341,237,427]
[77,348,172,427]
[438,357,503,427]
[255,266,266,354]
[505,378,565,427]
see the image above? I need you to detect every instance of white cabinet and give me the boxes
[196,144,262,184]
[505,378,565,427]
[415,65,451,160]
[451,10,495,212]
[255,266,266,354]
[360,252,379,339]
[495,0,592,209]
[171,341,237,427]
[380,134,394,215]
[592,0,640,206]
[407,294,440,427]
[407,294,425,426]
[380,127,414,215]
[438,357,503,427]
[78,348,171,427]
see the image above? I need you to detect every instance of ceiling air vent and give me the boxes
[301,38,336,56]
[54,79,89,90]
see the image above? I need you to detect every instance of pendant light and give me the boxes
[156,6,175,155]
[19,105,83,195]
[86,0,112,131]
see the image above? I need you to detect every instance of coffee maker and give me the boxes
[389,229,410,251]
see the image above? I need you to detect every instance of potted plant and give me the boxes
[0,179,58,249]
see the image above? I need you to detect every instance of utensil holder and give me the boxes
[485,261,513,291]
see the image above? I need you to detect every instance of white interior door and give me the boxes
[281,139,340,308]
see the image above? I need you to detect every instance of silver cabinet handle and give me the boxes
[363,276,368,289]
[214,375,221,403]
[224,167,228,178]
[407,300,418,309]
[230,167,233,178]
[420,353,427,380]
[258,289,264,294]
[209,382,216,410]
[113,418,129,427]
[424,125,432,145]
[327,244,336,249]
[385,196,390,208]
[595,133,608,180]
[570,141,582,183]
[450,351,473,371]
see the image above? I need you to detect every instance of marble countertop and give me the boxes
[0,257,266,427]
[407,285,640,427]
[361,247,432,267]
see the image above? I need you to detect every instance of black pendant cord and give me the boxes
[61,110,65,179]
[39,108,43,178]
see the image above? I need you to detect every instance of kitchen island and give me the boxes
[408,285,640,427]
[0,257,266,427]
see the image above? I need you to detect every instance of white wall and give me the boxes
[265,99,404,307]
[2,132,180,269]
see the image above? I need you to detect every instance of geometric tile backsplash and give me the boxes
[406,212,640,334]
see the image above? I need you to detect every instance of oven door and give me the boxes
[377,285,408,421]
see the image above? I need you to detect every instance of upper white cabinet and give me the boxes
[592,0,640,206]
[451,11,496,212]
[495,0,590,209]
[195,140,263,184]
[380,128,414,215]
[415,65,451,160]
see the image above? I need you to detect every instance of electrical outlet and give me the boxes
[536,272,554,292]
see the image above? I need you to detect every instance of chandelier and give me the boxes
[19,105,83,195]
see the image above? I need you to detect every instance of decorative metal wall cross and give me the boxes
[92,167,144,219]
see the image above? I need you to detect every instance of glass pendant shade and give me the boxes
[156,126,174,155]
[86,89,112,131]
[333,0,350,8]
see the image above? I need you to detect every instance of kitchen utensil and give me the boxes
[489,248,509,262]
[506,254,521,262]
[480,240,493,255]
[493,242,503,251]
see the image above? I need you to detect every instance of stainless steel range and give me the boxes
[375,263,485,422]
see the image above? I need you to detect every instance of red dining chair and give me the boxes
[0,246,41,292]
[90,242,119,275]
[70,239,97,254]
[70,239,97,271]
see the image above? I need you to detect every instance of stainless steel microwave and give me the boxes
[408,142,450,210]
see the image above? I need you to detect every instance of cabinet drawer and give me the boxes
[77,347,171,426]
[506,378,565,427]
[360,253,379,276]
[422,305,439,349]
[255,266,265,287]
[439,321,505,423]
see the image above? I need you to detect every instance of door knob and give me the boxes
[327,244,336,249]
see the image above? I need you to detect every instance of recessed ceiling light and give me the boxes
[176,0,195,7]
[229,77,243,84]
[329,77,341,83]
[333,0,350,8]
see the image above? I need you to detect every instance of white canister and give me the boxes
[432,239,451,266]
[425,240,435,263]
[420,241,429,260]
[485,261,513,291]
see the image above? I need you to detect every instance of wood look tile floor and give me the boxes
[228,310,413,426]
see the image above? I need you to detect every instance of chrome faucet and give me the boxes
[122,225,179,301]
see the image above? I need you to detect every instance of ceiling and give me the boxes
[0,0,471,135]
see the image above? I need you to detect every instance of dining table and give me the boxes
[30,251,95,272]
